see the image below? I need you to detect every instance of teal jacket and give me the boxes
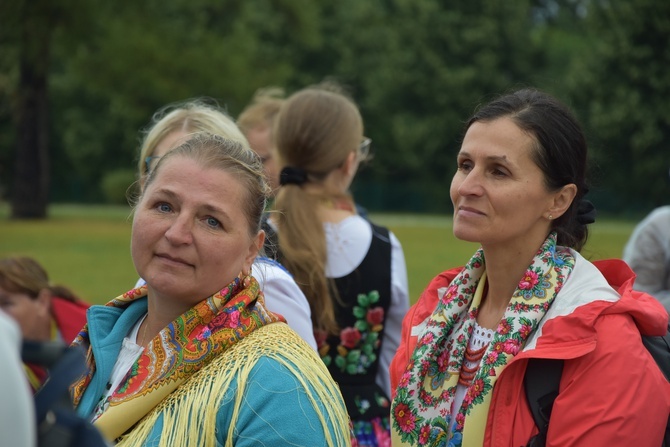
[76,299,351,446]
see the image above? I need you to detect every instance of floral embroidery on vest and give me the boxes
[317,290,385,374]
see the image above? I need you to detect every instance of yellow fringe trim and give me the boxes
[116,323,351,447]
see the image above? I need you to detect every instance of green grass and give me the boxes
[0,203,137,303]
[0,204,639,305]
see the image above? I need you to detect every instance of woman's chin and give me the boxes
[452,228,481,244]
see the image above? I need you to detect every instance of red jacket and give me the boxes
[390,256,670,446]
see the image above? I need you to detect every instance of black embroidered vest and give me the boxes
[323,223,392,421]
[261,215,393,421]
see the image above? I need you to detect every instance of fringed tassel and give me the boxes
[117,323,350,447]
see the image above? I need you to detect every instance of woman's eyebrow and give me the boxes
[458,151,511,165]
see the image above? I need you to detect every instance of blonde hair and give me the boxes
[138,99,249,179]
[236,87,285,136]
[143,133,270,235]
[0,257,79,302]
[273,86,363,334]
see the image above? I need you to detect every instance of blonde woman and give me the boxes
[237,87,285,195]
[135,99,317,350]
[267,85,410,446]
[72,134,350,445]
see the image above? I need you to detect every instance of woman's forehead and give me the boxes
[147,157,240,198]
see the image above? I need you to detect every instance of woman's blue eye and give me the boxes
[157,203,171,212]
[206,217,221,228]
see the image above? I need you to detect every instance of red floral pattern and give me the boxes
[391,233,575,446]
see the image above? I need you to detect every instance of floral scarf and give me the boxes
[391,233,574,447]
[71,275,284,441]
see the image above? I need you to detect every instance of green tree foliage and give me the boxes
[2,0,668,215]
[47,0,321,203]
[290,0,545,212]
[566,0,670,213]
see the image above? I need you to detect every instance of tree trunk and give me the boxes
[11,0,52,219]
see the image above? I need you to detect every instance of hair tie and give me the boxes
[576,199,597,225]
[280,166,308,186]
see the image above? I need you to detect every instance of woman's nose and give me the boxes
[457,169,484,197]
[164,215,194,245]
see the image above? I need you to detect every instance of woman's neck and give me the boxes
[477,241,543,329]
[142,291,192,344]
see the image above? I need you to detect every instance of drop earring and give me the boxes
[242,270,252,288]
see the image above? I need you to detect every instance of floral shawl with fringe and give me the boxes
[71,275,284,441]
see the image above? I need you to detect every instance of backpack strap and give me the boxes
[641,322,670,382]
[640,322,670,446]
[524,358,564,447]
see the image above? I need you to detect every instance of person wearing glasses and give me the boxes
[265,83,410,446]
[135,98,317,350]
[236,86,371,219]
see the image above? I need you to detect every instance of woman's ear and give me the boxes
[340,150,358,178]
[548,183,578,219]
[244,230,265,272]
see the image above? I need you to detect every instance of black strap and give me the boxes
[641,323,670,382]
[524,358,564,447]
[641,323,670,446]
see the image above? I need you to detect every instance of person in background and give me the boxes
[237,87,285,195]
[268,83,410,446]
[389,88,670,446]
[0,256,89,391]
[623,181,670,313]
[0,309,36,447]
[237,86,371,218]
[136,98,317,350]
[72,133,351,446]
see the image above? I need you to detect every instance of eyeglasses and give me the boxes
[358,138,373,163]
[145,156,161,174]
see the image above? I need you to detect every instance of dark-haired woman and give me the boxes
[389,88,670,446]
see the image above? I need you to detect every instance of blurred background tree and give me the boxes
[1,0,668,218]
[566,0,670,215]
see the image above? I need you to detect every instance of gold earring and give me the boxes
[242,270,251,288]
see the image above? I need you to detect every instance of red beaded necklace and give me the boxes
[458,343,488,387]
